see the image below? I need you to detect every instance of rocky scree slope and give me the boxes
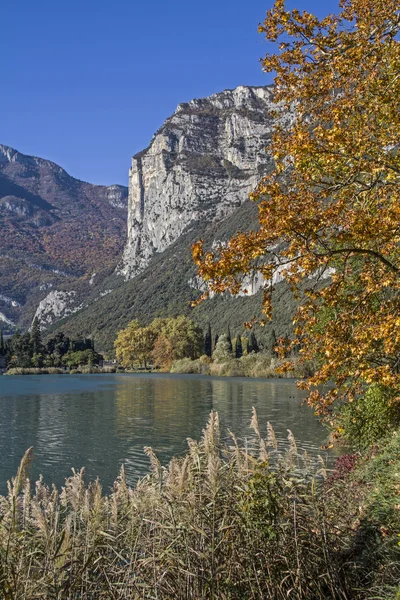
[0,145,128,331]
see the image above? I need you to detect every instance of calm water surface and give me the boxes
[0,373,335,494]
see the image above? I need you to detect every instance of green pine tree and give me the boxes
[249,331,259,354]
[30,318,43,355]
[214,334,219,352]
[235,334,243,359]
[204,324,212,357]
[227,327,233,353]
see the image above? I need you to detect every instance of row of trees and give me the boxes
[3,319,103,369]
[203,324,260,359]
[114,317,263,370]
[114,316,203,370]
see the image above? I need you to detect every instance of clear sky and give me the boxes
[2,0,340,186]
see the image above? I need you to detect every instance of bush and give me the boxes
[5,367,65,375]
[336,385,400,448]
[170,358,210,375]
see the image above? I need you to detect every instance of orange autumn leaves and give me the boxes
[193,0,400,415]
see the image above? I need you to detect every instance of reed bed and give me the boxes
[0,411,398,599]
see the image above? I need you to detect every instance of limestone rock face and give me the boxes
[121,85,276,278]
[33,291,82,327]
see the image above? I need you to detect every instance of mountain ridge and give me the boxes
[0,144,128,331]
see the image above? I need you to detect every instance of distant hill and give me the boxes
[0,144,128,332]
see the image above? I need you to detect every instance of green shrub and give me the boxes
[336,385,400,448]
[170,357,212,374]
[5,367,65,375]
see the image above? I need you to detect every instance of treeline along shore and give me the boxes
[0,315,310,378]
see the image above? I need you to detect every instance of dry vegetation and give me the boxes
[0,412,399,599]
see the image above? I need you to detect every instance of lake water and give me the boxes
[0,373,336,494]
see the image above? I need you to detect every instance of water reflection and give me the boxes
[0,374,334,494]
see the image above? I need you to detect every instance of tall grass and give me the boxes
[170,354,313,378]
[0,412,398,598]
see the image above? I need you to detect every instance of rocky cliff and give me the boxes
[0,145,128,331]
[37,84,299,352]
[121,85,276,278]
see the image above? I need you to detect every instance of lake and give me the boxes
[0,373,336,494]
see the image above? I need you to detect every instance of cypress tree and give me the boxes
[204,324,212,357]
[235,334,243,359]
[227,327,233,353]
[30,317,43,355]
[271,329,278,357]
[249,331,259,354]
[214,333,219,351]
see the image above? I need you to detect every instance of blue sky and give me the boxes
[2,0,339,186]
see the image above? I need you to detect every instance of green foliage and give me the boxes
[30,317,43,356]
[235,333,243,359]
[204,323,212,357]
[5,329,100,370]
[226,326,233,353]
[212,334,233,363]
[336,385,400,449]
[61,349,102,369]
[248,330,259,354]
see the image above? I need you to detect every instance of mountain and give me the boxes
[44,198,296,356]
[121,85,277,278]
[0,145,128,331]
[38,85,296,354]
[2,85,296,351]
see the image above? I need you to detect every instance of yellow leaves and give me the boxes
[191,0,400,415]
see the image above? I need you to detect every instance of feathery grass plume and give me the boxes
[202,410,220,455]
[266,421,278,450]
[317,455,328,479]
[60,467,86,510]
[250,407,269,461]
[0,414,397,598]
[144,447,163,481]
[207,453,221,496]
[186,437,201,473]
[227,429,244,473]
[250,406,261,439]
[286,429,299,469]
[259,438,269,463]
[287,429,298,455]
[10,447,33,501]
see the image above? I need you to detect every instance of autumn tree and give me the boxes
[151,317,204,369]
[114,320,157,369]
[193,0,400,418]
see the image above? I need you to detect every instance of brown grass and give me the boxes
[0,412,397,598]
